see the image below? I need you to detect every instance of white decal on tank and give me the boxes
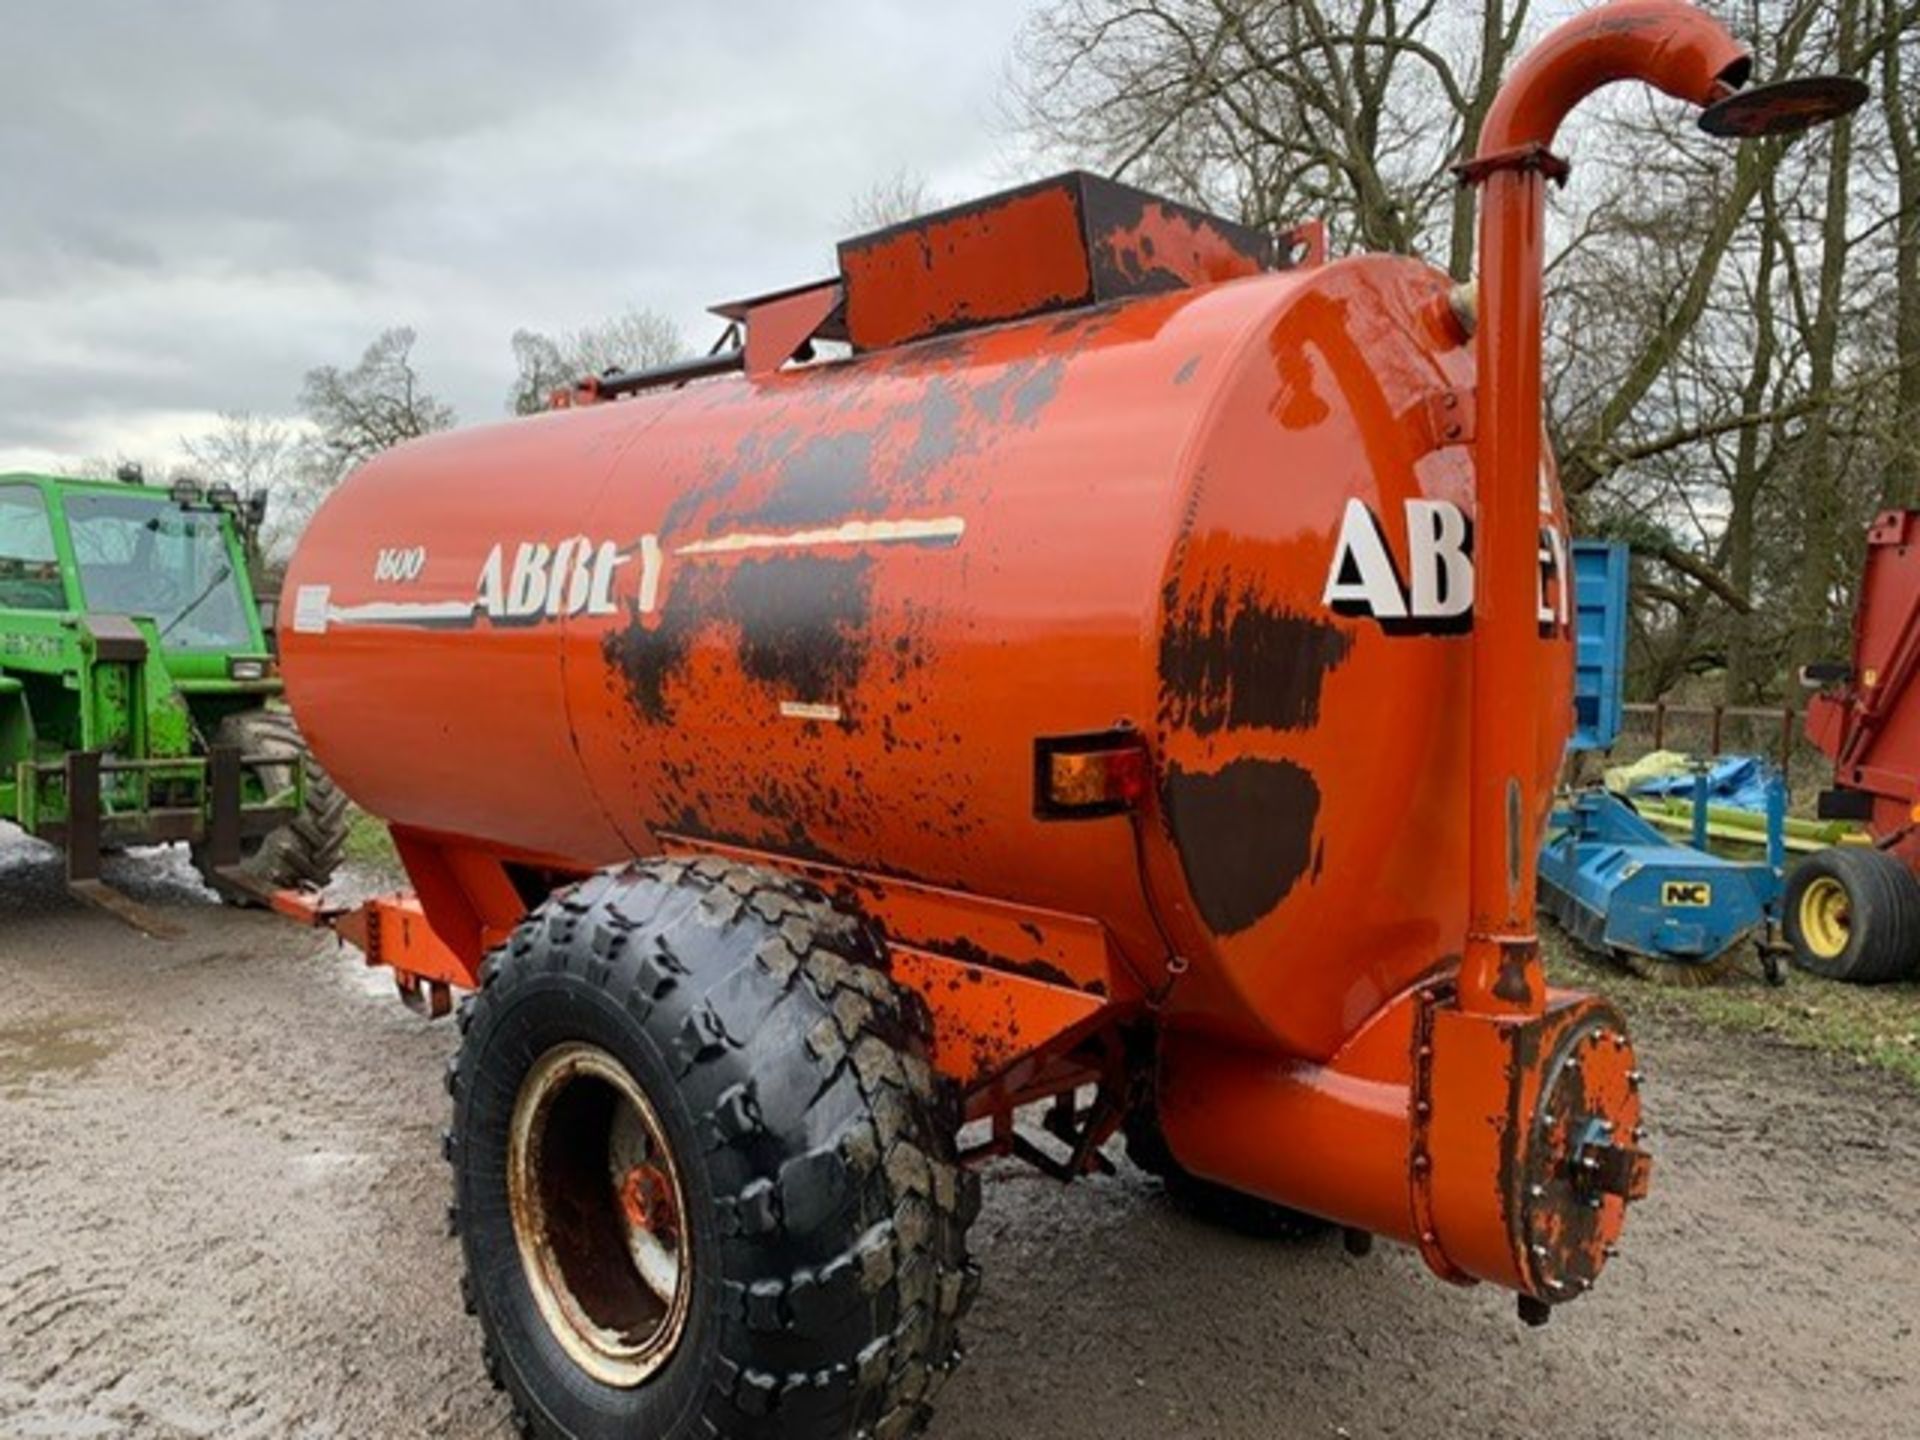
[291,585,332,635]
[328,599,477,625]
[476,538,626,622]
[1323,498,1414,621]
[673,516,966,557]
[1405,499,1474,622]
[320,539,629,630]
[373,546,427,583]
[636,535,664,615]
[778,701,844,723]
[1322,497,1572,637]
[318,516,958,630]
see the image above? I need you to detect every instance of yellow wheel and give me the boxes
[1783,847,1920,984]
[1796,875,1851,961]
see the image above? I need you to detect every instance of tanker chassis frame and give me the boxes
[273,8,1862,1437]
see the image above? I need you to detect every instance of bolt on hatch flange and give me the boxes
[1521,1017,1651,1303]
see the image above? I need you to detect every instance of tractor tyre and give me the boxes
[446,858,980,1440]
[191,709,349,901]
[1122,1103,1327,1241]
[1783,846,1920,984]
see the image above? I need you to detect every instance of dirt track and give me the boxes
[3,834,1917,1439]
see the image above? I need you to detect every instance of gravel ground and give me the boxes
[2,832,1917,1439]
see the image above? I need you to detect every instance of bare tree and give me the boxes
[843,168,944,232]
[180,412,311,563]
[1008,0,1920,706]
[1722,173,1785,703]
[1878,0,1920,508]
[181,412,293,491]
[1556,0,1916,695]
[1010,1,1528,274]
[300,328,454,478]
[1784,0,1862,673]
[508,308,686,416]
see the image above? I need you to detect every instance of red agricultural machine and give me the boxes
[272,5,1861,1436]
[1793,510,1920,983]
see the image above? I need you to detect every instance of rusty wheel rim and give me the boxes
[508,1043,693,1389]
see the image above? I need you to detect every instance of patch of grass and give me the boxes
[1543,926,1920,1088]
[342,806,401,873]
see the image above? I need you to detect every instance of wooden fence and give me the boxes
[1621,701,1800,768]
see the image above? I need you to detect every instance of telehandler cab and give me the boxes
[0,469,347,930]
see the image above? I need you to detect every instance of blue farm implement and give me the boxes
[1540,771,1788,983]
[1538,541,1789,983]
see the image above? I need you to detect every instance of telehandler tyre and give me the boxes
[1783,845,1920,984]
[190,709,349,899]
[445,858,980,1440]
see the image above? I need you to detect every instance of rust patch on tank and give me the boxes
[1079,180,1277,296]
[899,380,966,482]
[602,586,698,724]
[726,554,874,705]
[914,935,1100,995]
[677,353,1065,542]
[1159,573,1353,735]
[600,550,875,723]
[1161,758,1320,936]
[968,357,1067,428]
[661,424,802,534]
[1006,360,1065,424]
[748,430,877,526]
[670,807,844,869]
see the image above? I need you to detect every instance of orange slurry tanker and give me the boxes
[274,6,1862,1437]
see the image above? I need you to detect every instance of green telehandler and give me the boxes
[0,468,348,931]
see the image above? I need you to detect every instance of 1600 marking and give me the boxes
[374,546,428,583]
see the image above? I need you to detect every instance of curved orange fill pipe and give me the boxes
[1459,1,1751,1017]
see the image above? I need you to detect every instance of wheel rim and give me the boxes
[508,1043,694,1389]
[1798,875,1851,960]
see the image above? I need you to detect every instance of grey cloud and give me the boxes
[1,0,1039,464]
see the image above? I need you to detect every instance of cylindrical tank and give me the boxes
[281,252,1573,1060]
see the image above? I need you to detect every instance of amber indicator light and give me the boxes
[1034,730,1151,819]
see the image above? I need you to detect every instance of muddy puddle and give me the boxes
[0,1017,112,1097]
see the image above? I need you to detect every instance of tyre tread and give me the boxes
[449,858,978,1440]
[1785,846,1920,984]
[191,709,351,899]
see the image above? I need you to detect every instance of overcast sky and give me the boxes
[0,1,1040,473]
